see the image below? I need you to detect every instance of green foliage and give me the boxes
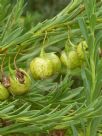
[0,0,102,135]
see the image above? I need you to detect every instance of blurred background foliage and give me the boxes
[26,0,70,19]
[18,0,70,31]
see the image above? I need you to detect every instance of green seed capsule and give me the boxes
[0,83,9,100]
[47,53,61,73]
[30,57,53,79]
[68,51,82,69]
[77,41,88,60]
[60,51,68,66]
[60,50,83,69]
[67,50,82,69]
[9,69,31,95]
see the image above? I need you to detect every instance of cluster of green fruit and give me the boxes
[60,41,88,69]
[30,41,88,78]
[0,41,88,101]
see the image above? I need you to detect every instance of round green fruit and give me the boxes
[9,69,31,95]
[0,83,9,100]
[67,50,82,69]
[60,51,68,66]
[47,53,61,73]
[77,41,88,60]
[60,50,83,69]
[30,57,53,79]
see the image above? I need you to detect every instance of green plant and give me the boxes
[0,0,102,135]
